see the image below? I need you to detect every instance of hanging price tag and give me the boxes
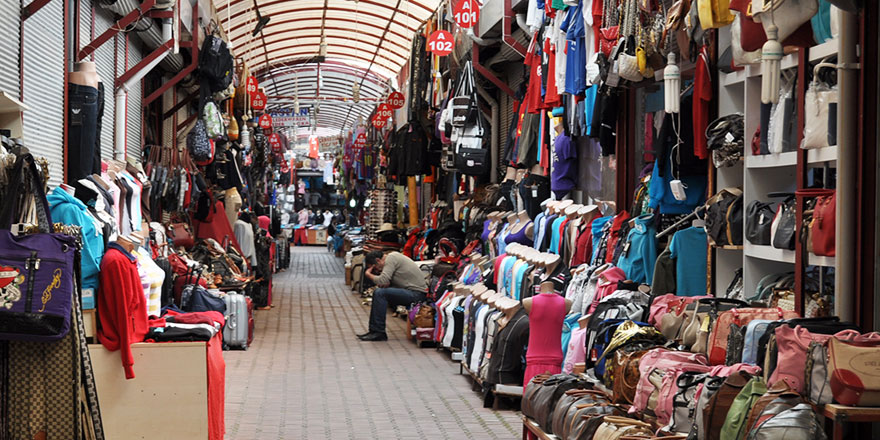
[246,77,259,95]
[386,91,405,109]
[427,30,454,56]
[454,0,479,29]
[258,114,273,129]
[251,91,267,110]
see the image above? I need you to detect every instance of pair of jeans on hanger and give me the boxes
[67,83,104,183]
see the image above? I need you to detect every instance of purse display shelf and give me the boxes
[744,243,796,264]
[822,404,880,440]
[808,252,836,267]
[744,151,798,168]
[807,145,838,164]
[521,415,556,440]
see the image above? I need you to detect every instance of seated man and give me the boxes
[357,250,428,341]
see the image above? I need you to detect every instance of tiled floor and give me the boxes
[224,246,522,439]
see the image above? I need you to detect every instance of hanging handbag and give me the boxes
[451,61,476,128]
[746,201,775,245]
[771,197,797,250]
[600,0,623,57]
[167,222,195,250]
[752,0,820,43]
[0,154,76,342]
[455,110,489,176]
[187,119,215,165]
[802,62,838,149]
[697,0,735,28]
[732,0,816,52]
[811,190,836,256]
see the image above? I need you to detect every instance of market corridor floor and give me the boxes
[224,247,522,439]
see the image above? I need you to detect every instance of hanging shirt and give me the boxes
[694,47,712,160]
[616,214,659,284]
[669,227,708,296]
[551,133,578,194]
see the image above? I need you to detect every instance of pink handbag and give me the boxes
[653,364,713,425]
[769,325,861,393]
[631,348,709,412]
[649,294,711,328]
[708,363,763,378]
[707,308,799,365]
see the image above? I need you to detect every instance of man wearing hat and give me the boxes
[357,248,428,341]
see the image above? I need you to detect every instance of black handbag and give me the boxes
[454,111,489,176]
[451,61,477,127]
[746,200,776,245]
[771,197,797,250]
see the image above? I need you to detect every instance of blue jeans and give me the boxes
[368,288,426,333]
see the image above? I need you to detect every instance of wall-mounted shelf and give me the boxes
[745,244,796,264]
[714,245,744,250]
[746,152,798,168]
[722,69,748,87]
[808,253,836,267]
[806,145,838,164]
[809,39,839,62]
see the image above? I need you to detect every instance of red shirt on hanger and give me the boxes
[693,46,712,160]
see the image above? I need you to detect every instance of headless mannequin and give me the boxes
[579,205,599,223]
[555,199,574,214]
[487,292,505,308]
[69,61,100,89]
[115,235,135,253]
[497,297,523,328]
[522,284,572,313]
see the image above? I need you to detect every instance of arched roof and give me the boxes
[214,0,442,133]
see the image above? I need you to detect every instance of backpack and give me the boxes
[198,35,234,93]
[745,403,826,440]
[202,101,225,139]
[427,271,456,302]
[720,376,767,440]
[187,119,215,165]
[705,188,743,246]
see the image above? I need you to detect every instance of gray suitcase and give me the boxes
[223,293,249,350]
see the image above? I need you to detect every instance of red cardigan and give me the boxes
[98,244,149,379]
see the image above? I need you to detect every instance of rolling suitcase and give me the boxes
[246,296,255,347]
[223,292,249,350]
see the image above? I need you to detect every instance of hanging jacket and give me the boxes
[48,187,104,302]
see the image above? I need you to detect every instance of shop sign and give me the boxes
[371,115,386,129]
[258,114,273,129]
[454,0,479,29]
[377,103,393,120]
[246,77,259,95]
[269,133,282,153]
[355,132,367,147]
[427,30,454,56]
[386,91,405,109]
[251,91,267,110]
[270,108,310,127]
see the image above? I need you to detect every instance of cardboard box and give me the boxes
[345,265,352,286]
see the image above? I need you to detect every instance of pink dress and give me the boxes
[524,292,565,386]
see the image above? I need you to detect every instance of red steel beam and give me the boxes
[163,90,198,120]
[22,0,53,20]
[116,39,174,89]
[502,0,527,58]
[143,2,199,106]
[77,0,156,61]
[217,0,433,29]
[176,113,198,134]
[472,38,516,99]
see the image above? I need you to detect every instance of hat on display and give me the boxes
[377,223,395,232]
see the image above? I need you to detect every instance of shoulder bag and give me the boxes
[451,61,476,128]
[0,154,76,342]
[828,337,880,406]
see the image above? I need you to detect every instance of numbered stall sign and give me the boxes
[268,133,282,153]
[371,115,386,129]
[258,114,273,130]
[251,91,267,110]
[454,0,479,28]
[377,103,393,120]
[427,30,454,56]
[386,91,405,109]
[246,77,259,95]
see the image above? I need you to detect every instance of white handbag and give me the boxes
[801,62,838,150]
[752,0,819,42]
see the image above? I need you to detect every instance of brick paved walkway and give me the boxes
[224,246,522,439]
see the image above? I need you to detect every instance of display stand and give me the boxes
[715,28,840,310]
[88,341,214,439]
[521,416,554,440]
[822,404,880,440]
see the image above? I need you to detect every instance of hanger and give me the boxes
[656,206,706,238]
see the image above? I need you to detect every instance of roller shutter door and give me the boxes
[127,40,144,160]
[94,7,117,161]
[21,0,64,187]
[0,2,20,97]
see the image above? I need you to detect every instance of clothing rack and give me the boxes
[655,206,705,239]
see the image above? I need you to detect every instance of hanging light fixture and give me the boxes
[664,53,680,114]
[761,25,783,104]
[293,95,300,114]
[352,83,360,102]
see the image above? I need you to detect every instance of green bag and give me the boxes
[720,376,768,440]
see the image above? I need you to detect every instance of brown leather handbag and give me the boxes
[702,371,751,440]
[611,349,650,404]
[167,222,195,249]
[593,416,653,440]
[551,390,609,436]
